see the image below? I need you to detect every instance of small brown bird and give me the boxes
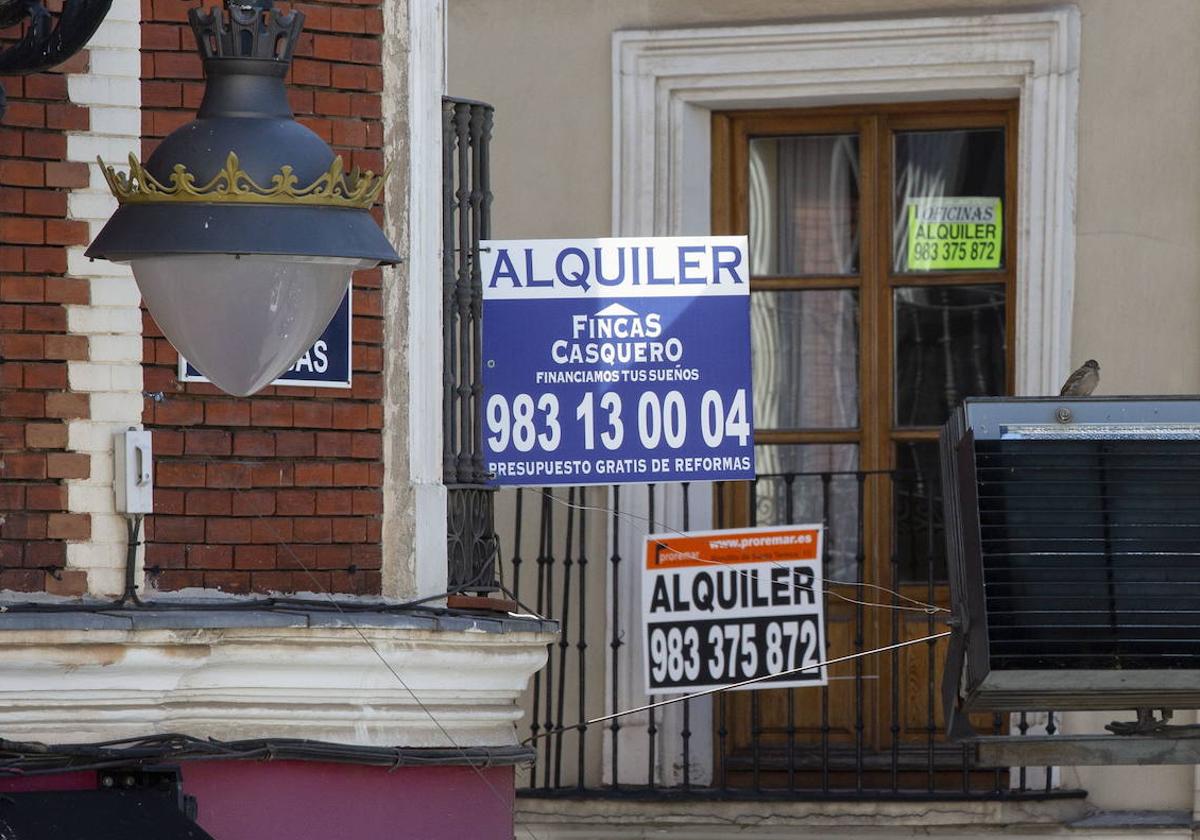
[1059,359,1100,396]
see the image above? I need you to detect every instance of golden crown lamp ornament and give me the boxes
[99,152,386,209]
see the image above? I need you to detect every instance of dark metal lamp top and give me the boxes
[189,0,303,62]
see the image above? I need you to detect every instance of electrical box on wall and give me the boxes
[114,427,153,514]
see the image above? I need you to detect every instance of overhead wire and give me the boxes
[0,734,532,776]
[525,630,952,743]
[0,586,513,615]
[541,487,949,615]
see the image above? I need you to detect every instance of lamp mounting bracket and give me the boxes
[0,0,114,120]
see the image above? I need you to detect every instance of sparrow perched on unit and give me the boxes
[1059,359,1100,396]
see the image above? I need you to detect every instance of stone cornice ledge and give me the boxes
[0,608,556,749]
[516,795,1090,840]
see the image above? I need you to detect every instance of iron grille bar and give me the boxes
[577,486,589,791]
[453,103,471,484]
[784,474,797,793]
[750,475,762,793]
[890,492,901,793]
[527,489,547,776]
[552,487,575,789]
[1018,712,1029,791]
[716,485,729,792]
[646,484,658,789]
[855,472,866,795]
[1045,711,1056,792]
[541,489,556,790]
[820,472,832,795]
[511,489,524,602]
[681,482,692,791]
[609,485,622,789]
[925,479,937,794]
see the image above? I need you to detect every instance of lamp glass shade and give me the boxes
[130,254,369,396]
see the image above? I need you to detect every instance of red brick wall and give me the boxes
[0,55,94,597]
[138,0,387,596]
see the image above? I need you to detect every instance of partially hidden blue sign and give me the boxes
[481,236,755,487]
[179,288,352,389]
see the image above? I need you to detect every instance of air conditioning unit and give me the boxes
[941,397,1200,736]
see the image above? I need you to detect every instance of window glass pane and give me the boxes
[749,135,860,276]
[752,290,859,429]
[894,442,946,582]
[893,128,1005,273]
[893,285,1005,427]
[755,444,859,581]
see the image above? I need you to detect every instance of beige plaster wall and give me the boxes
[450,0,1200,393]
[1072,0,1200,395]
[451,0,1200,813]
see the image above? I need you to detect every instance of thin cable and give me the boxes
[543,488,941,612]
[239,499,542,840]
[491,542,547,620]
[526,630,951,743]
[543,488,948,614]
[0,734,535,775]
[0,591,471,615]
[498,584,546,622]
[118,515,144,607]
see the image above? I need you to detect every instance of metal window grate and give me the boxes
[442,96,496,592]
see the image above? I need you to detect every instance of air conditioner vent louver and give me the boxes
[941,398,1200,731]
[977,439,1200,671]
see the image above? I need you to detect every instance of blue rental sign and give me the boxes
[481,236,755,486]
[179,288,352,389]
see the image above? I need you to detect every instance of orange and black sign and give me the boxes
[641,525,826,694]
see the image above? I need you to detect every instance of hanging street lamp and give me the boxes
[86,0,400,396]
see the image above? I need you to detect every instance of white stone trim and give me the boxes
[612,8,1080,395]
[609,9,1080,786]
[0,623,553,747]
[518,796,1092,840]
[406,0,449,598]
[64,0,144,598]
[381,0,449,599]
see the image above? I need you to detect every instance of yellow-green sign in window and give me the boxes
[905,197,1002,271]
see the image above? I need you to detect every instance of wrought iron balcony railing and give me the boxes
[499,471,1085,801]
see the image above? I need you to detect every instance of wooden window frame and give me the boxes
[712,101,1018,773]
[713,99,1017,540]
